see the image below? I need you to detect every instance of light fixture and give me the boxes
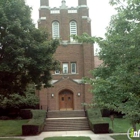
[51,93,54,97]
[77,92,81,96]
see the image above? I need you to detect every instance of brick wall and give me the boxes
[38,0,95,111]
[94,56,103,68]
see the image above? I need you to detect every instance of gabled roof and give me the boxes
[51,77,83,85]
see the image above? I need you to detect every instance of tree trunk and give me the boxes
[132,122,136,131]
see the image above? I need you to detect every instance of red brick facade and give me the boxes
[38,0,94,111]
[94,56,103,68]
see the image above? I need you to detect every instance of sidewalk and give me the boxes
[5,130,115,140]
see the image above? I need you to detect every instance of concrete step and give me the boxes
[47,110,86,118]
[44,127,90,131]
[43,117,90,131]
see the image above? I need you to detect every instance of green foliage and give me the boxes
[28,110,46,125]
[87,109,109,133]
[80,0,140,124]
[20,109,32,119]
[72,33,95,43]
[0,0,59,97]
[0,84,39,109]
[104,117,140,133]
[111,135,139,140]
[87,108,102,120]
[22,110,46,135]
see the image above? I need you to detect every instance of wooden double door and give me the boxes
[59,90,73,110]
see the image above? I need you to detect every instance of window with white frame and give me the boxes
[52,21,60,39]
[51,10,60,14]
[63,63,68,74]
[55,70,60,74]
[71,63,76,74]
[70,21,77,42]
[68,10,77,13]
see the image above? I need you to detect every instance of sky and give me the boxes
[26,0,117,53]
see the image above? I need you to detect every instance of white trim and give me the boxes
[71,63,76,74]
[73,79,82,84]
[78,5,88,8]
[51,10,60,14]
[60,40,82,45]
[52,73,79,76]
[52,21,60,39]
[63,63,68,74]
[40,17,46,20]
[51,80,58,84]
[82,16,91,23]
[69,42,82,44]
[40,6,50,9]
[61,40,68,46]
[70,21,77,42]
[55,70,60,74]
[50,79,82,84]
[82,16,88,19]
[68,10,77,13]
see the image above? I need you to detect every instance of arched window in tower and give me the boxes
[70,21,77,42]
[52,21,60,39]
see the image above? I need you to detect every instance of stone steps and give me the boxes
[43,110,90,131]
[44,117,90,131]
[47,110,86,118]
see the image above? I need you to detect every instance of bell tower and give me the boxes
[60,0,67,9]
[40,0,49,6]
[38,0,94,111]
[78,0,87,6]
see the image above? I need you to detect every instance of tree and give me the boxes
[95,0,140,123]
[0,0,59,97]
[74,0,140,126]
[0,84,39,109]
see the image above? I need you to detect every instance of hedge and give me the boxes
[20,109,32,119]
[22,110,46,136]
[87,108,109,133]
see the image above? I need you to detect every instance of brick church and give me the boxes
[37,0,99,111]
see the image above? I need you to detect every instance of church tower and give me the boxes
[40,0,49,6]
[78,0,87,5]
[38,0,94,111]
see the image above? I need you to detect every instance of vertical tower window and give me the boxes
[63,63,68,74]
[52,21,60,39]
[71,63,76,74]
[70,21,77,42]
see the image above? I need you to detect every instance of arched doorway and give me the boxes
[59,90,74,110]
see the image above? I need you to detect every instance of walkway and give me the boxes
[4,131,115,140]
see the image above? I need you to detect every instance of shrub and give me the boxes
[87,108,109,133]
[0,116,10,120]
[0,84,39,112]
[87,108,102,119]
[19,109,32,119]
[101,109,110,117]
[22,110,46,136]
[91,122,109,133]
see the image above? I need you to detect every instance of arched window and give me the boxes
[70,21,77,42]
[52,21,60,39]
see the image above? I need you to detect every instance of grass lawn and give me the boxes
[0,120,28,137]
[0,138,23,140]
[44,137,91,140]
[111,135,140,140]
[103,117,140,133]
